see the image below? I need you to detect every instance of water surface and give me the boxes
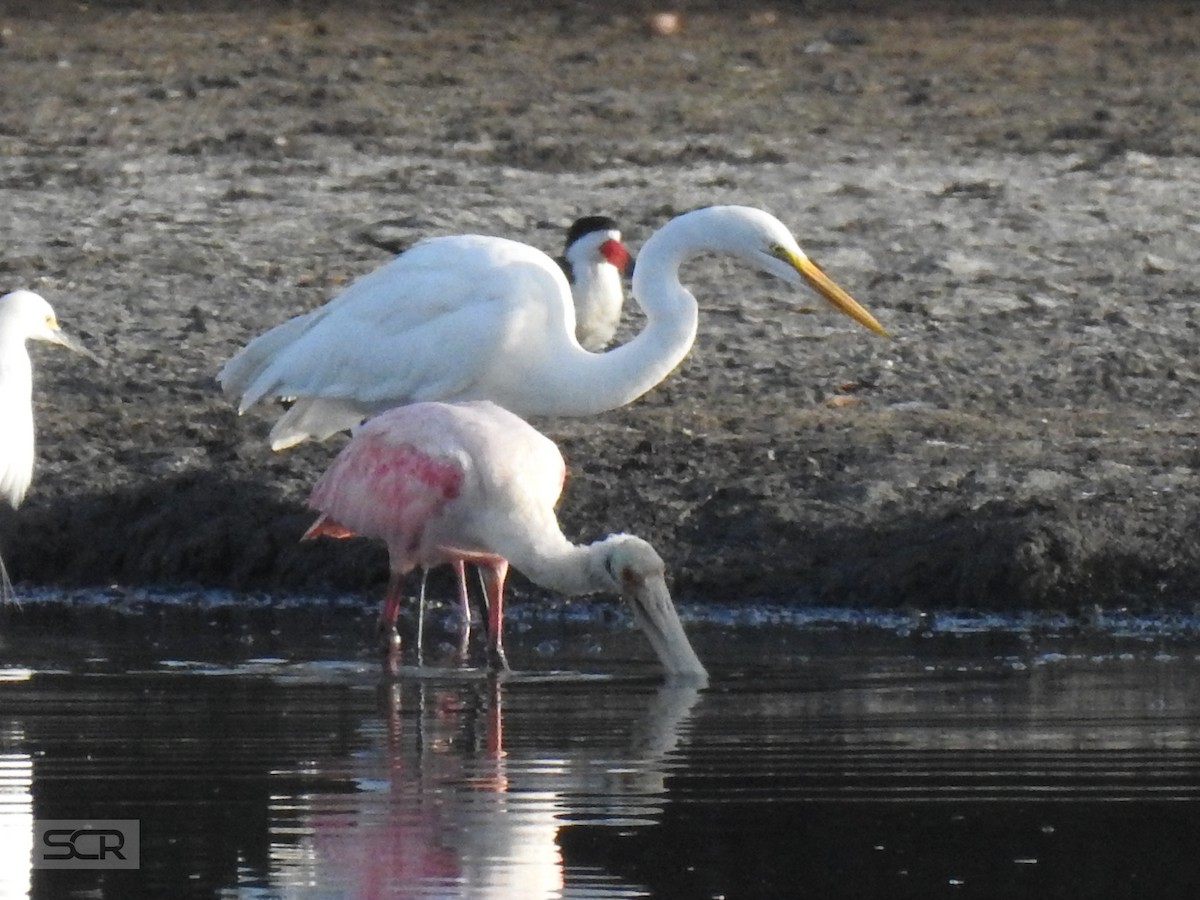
[3,603,1200,898]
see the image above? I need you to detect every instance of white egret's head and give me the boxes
[0,290,98,360]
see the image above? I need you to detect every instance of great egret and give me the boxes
[220,205,887,451]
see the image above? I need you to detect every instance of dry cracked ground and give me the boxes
[1,0,1199,623]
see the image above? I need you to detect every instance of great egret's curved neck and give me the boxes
[515,219,705,417]
[632,208,725,292]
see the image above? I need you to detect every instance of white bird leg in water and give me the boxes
[416,570,427,669]
[415,562,476,665]
[455,560,479,662]
[450,560,473,642]
[0,552,13,606]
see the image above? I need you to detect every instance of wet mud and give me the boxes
[2,0,1199,614]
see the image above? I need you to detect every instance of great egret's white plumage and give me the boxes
[219,206,887,451]
[360,216,631,352]
[303,400,707,679]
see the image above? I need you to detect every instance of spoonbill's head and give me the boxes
[593,533,708,682]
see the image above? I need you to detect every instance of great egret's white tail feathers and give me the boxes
[218,311,319,407]
[269,397,366,451]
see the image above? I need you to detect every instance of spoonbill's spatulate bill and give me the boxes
[220,205,887,451]
[303,400,708,680]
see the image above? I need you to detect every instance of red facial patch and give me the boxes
[599,238,631,272]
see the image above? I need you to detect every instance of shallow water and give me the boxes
[4,602,1200,898]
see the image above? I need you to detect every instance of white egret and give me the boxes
[0,289,97,598]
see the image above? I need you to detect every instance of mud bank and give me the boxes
[2,1,1199,614]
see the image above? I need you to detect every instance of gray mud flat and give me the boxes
[1,1,1199,614]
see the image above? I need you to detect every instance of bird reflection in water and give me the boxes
[270,677,704,898]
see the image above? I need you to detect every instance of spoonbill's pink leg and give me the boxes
[479,560,510,671]
[379,571,404,658]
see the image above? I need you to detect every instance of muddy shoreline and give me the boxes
[2,1,1199,615]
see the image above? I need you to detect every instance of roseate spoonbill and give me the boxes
[220,205,887,451]
[302,400,708,679]
[0,289,97,596]
[401,215,633,642]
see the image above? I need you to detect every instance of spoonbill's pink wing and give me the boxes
[307,431,464,570]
